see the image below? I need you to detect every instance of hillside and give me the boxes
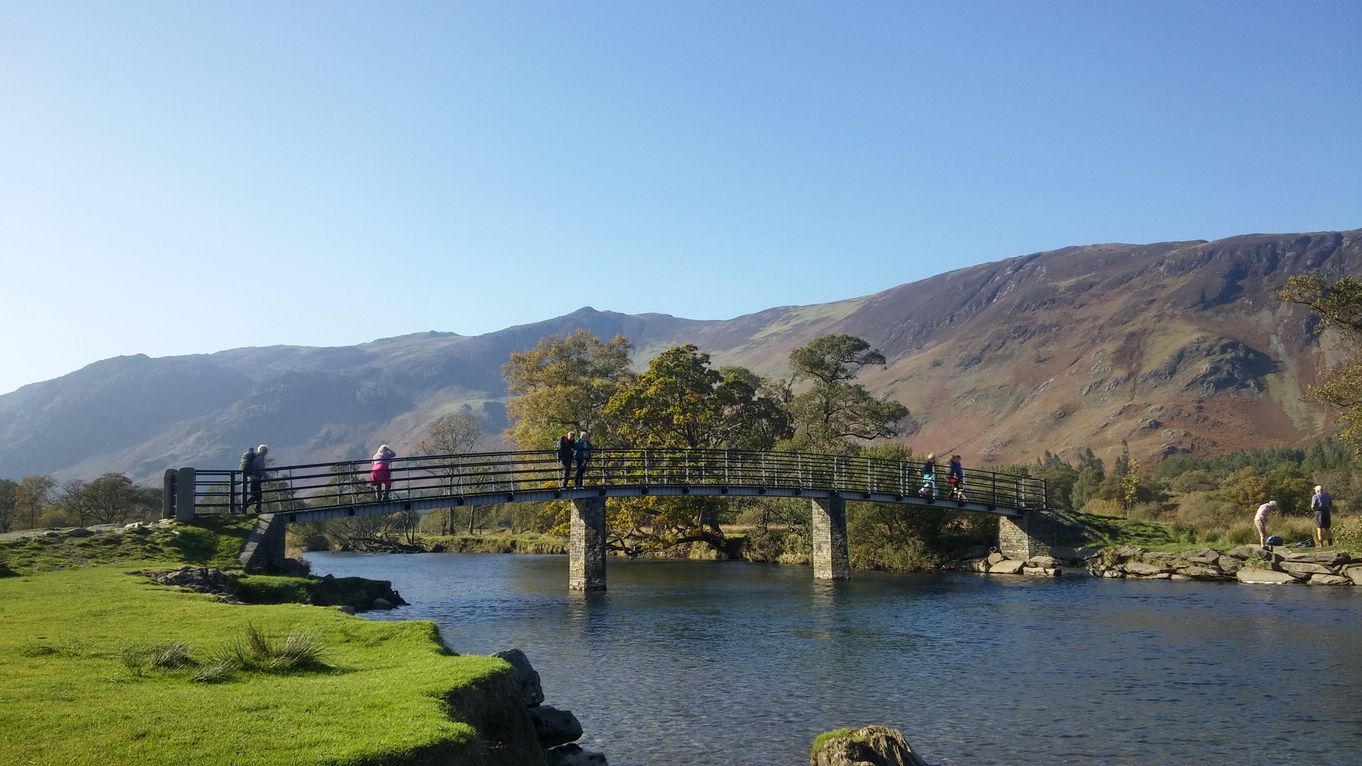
[1,228,1357,482]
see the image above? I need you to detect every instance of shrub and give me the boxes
[1331,515,1362,551]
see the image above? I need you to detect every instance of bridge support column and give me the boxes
[811,497,849,580]
[998,511,1056,561]
[569,497,606,591]
[174,467,197,523]
[238,513,289,573]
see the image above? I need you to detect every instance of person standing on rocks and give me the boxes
[1312,485,1333,547]
[1254,499,1277,548]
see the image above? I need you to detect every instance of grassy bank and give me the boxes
[0,522,524,766]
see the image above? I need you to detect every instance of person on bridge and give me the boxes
[1253,500,1277,548]
[920,453,938,499]
[947,455,965,502]
[573,430,593,488]
[245,444,269,512]
[1312,485,1333,547]
[370,444,397,501]
[557,432,575,488]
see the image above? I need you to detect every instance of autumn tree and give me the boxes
[602,345,792,554]
[787,335,908,453]
[1280,274,1362,449]
[502,330,634,450]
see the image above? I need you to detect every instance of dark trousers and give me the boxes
[247,477,263,510]
[575,461,588,488]
[561,461,573,487]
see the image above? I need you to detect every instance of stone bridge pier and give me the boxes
[997,510,1062,561]
[811,497,850,580]
[569,497,607,591]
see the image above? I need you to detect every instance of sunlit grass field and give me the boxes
[0,521,513,766]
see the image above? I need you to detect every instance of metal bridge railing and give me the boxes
[190,448,1047,515]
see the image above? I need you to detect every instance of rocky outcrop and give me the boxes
[810,725,930,766]
[495,649,608,765]
[952,544,1361,587]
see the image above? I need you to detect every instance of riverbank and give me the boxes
[0,521,566,766]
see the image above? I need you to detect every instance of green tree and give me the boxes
[787,335,908,453]
[59,474,153,526]
[602,345,792,554]
[14,475,55,530]
[1280,274,1362,449]
[502,330,634,450]
[606,346,791,450]
[1215,466,1269,511]
[0,478,16,532]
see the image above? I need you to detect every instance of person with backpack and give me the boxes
[573,430,593,488]
[243,444,269,512]
[370,444,397,501]
[947,455,966,501]
[557,432,575,488]
[1312,485,1333,547]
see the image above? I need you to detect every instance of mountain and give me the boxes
[2,228,1358,482]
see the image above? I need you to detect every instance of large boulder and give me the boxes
[492,649,546,707]
[1236,568,1300,585]
[1282,550,1351,567]
[1216,555,1243,574]
[1183,548,1219,565]
[1306,574,1353,586]
[1343,564,1362,586]
[989,559,1024,575]
[1122,561,1170,577]
[529,705,583,749]
[810,725,930,766]
[1279,562,1335,578]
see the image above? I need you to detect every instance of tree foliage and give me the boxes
[605,345,791,450]
[602,345,792,554]
[58,473,157,526]
[502,330,634,450]
[1280,274,1362,449]
[787,335,908,452]
[417,410,487,534]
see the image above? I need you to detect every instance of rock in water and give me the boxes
[810,725,930,766]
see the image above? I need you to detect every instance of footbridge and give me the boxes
[164,449,1052,590]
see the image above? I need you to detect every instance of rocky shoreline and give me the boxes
[953,544,1362,586]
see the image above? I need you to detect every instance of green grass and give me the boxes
[1067,509,1201,551]
[0,518,525,766]
[811,727,857,757]
[0,515,253,574]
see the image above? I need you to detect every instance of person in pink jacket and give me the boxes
[370,444,397,501]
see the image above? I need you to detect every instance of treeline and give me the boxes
[0,473,162,532]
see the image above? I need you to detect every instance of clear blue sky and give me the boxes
[2,1,1359,396]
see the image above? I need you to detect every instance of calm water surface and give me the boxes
[308,552,1362,766]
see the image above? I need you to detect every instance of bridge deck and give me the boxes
[181,448,1046,522]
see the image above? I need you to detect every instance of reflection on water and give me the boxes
[309,552,1362,766]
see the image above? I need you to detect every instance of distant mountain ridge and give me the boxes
[2,228,1358,483]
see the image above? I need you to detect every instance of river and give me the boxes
[308,552,1362,766]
